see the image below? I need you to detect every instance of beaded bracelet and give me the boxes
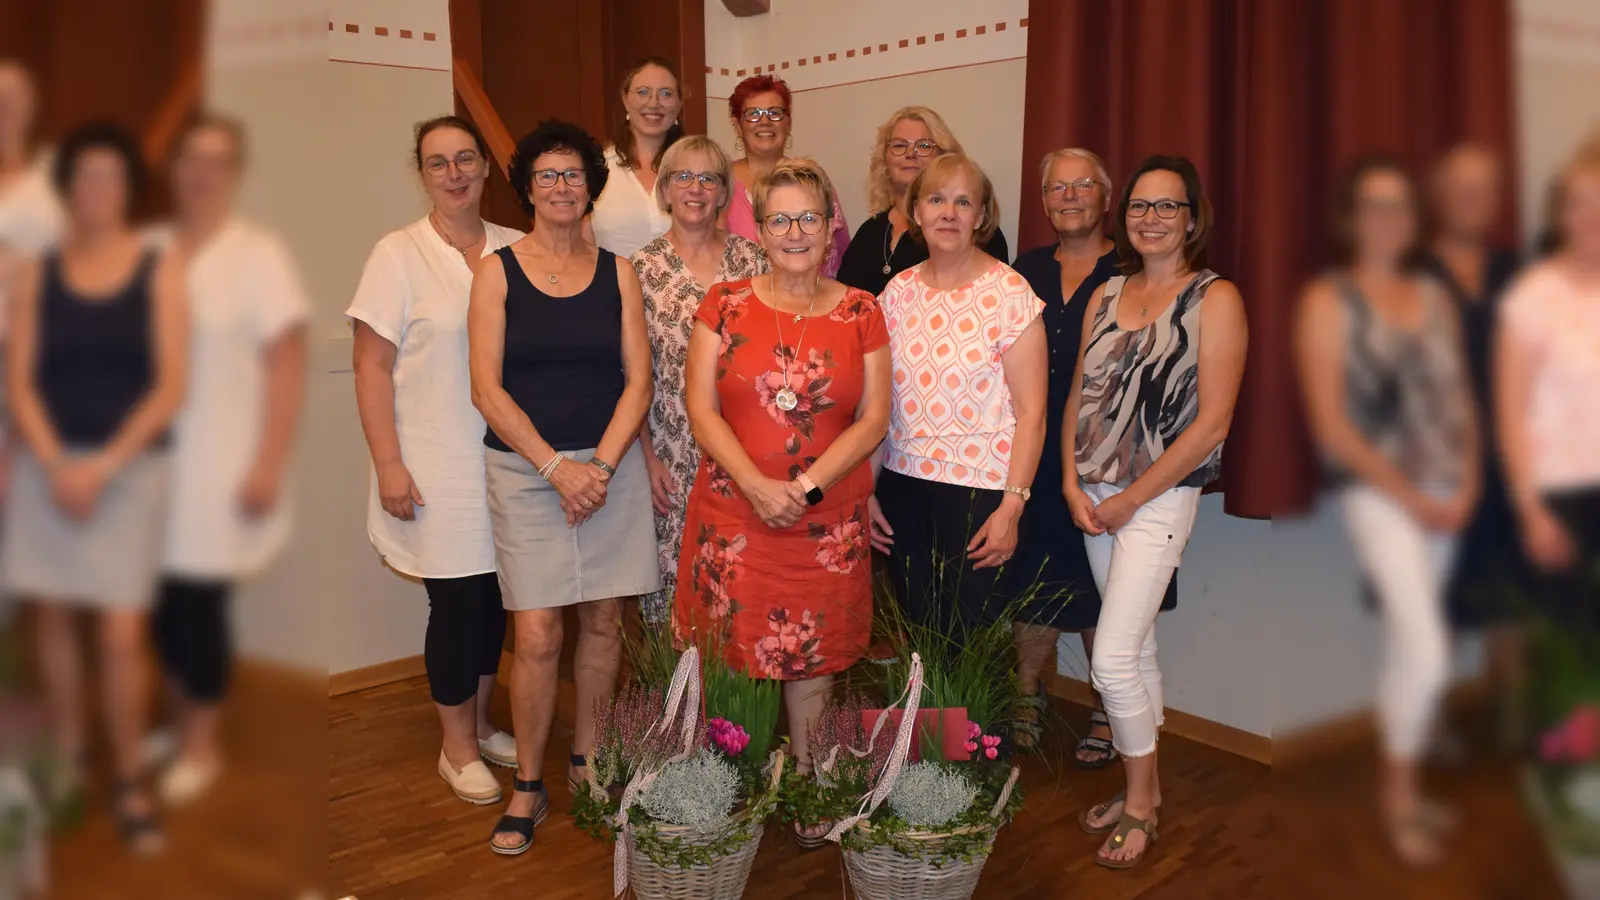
[539,454,565,480]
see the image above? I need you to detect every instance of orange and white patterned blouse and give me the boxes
[1499,261,1600,492]
[881,260,1044,489]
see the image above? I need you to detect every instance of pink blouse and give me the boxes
[1499,260,1600,492]
[727,173,850,280]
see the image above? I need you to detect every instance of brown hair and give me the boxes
[1112,154,1213,275]
[904,153,999,247]
[611,56,686,173]
[1538,135,1600,257]
[170,111,248,167]
[1326,153,1426,271]
[751,157,838,229]
[413,115,488,171]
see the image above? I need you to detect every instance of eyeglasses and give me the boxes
[762,211,827,236]
[630,86,678,103]
[670,170,725,190]
[423,151,482,178]
[886,139,940,158]
[1127,199,1192,219]
[1044,179,1102,197]
[742,107,787,123]
[533,168,588,188]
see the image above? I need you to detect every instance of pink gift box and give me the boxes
[861,707,971,762]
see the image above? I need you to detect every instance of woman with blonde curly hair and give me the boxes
[836,106,1009,295]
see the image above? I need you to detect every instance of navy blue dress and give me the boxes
[1004,244,1178,629]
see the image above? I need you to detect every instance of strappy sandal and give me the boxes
[1075,709,1119,769]
[565,750,589,797]
[112,778,165,857]
[794,820,834,850]
[1094,812,1159,870]
[1078,791,1125,835]
[488,777,548,856]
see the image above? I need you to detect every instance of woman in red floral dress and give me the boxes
[676,159,890,770]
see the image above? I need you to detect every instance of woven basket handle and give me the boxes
[823,651,923,843]
[612,644,703,897]
[989,766,1021,820]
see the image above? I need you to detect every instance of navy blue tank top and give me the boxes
[36,249,167,448]
[485,246,624,453]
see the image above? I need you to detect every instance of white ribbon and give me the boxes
[612,644,703,898]
[823,651,923,843]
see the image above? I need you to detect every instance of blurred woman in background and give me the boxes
[348,116,523,808]
[632,135,767,624]
[836,107,1009,296]
[721,76,848,277]
[0,60,61,338]
[1296,156,1476,866]
[145,114,309,807]
[587,57,683,258]
[2,123,188,856]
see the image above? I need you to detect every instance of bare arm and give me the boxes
[252,325,307,478]
[466,256,559,467]
[591,257,654,466]
[4,259,62,467]
[351,322,403,470]
[1000,318,1049,500]
[100,251,189,473]
[1494,312,1540,518]
[801,345,891,491]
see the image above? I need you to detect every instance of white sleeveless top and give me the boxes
[589,145,669,259]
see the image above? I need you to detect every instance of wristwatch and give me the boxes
[797,473,824,506]
[1003,484,1031,502]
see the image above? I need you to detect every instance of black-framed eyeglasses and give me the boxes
[630,85,678,103]
[886,139,940,158]
[533,168,587,188]
[762,211,828,236]
[670,170,724,190]
[424,151,482,178]
[1127,198,1192,219]
[741,106,787,123]
[1044,179,1102,197]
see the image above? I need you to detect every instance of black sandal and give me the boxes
[489,777,548,856]
[1075,709,1119,769]
[112,778,165,857]
[566,750,589,797]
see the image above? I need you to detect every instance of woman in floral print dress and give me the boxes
[633,136,768,623]
[674,159,890,770]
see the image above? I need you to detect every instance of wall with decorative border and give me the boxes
[325,0,453,72]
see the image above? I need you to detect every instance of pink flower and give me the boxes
[981,735,1001,761]
[754,608,825,679]
[1541,704,1600,763]
[707,717,750,756]
[814,517,867,574]
[967,721,982,739]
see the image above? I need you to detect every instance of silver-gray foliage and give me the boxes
[887,762,978,830]
[638,750,740,828]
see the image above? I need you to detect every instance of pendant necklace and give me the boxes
[880,213,897,275]
[430,211,483,261]
[769,272,819,412]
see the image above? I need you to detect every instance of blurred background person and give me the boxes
[1004,148,1178,764]
[141,113,309,807]
[1,122,188,856]
[868,153,1046,641]
[348,116,524,808]
[721,76,848,277]
[0,60,62,339]
[470,119,657,856]
[632,135,767,625]
[587,57,682,259]
[836,107,1009,296]
[1496,139,1600,627]
[1296,155,1477,866]
[1068,156,1245,870]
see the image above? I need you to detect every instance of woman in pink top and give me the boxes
[868,153,1049,640]
[723,76,849,278]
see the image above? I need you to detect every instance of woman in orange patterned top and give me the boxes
[674,158,890,775]
[868,153,1049,640]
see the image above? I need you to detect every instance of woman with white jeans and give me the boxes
[1065,155,1248,870]
[1296,156,1477,866]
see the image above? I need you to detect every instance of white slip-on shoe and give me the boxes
[438,751,502,805]
[478,731,517,768]
[158,755,222,807]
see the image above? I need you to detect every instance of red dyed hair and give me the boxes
[727,75,792,120]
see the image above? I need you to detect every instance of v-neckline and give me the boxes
[665,232,729,293]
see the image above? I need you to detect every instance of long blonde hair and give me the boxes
[867,106,963,216]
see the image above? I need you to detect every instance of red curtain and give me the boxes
[1019,0,1518,519]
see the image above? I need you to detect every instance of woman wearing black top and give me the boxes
[835,106,1008,295]
[1005,149,1176,766]
[2,123,187,856]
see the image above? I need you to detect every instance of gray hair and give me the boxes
[655,134,734,213]
[1038,147,1112,192]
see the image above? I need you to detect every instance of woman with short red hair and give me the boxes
[723,76,849,277]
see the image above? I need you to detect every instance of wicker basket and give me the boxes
[624,816,766,900]
[841,825,998,900]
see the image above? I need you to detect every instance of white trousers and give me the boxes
[1339,486,1458,761]
[1083,482,1202,758]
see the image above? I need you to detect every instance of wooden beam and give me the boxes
[141,54,201,167]
[451,57,515,180]
[720,0,770,15]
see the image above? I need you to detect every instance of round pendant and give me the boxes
[881,264,892,275]
[548,274,559,284]
[775,388,799,411]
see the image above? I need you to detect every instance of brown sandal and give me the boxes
[1094,813,1159,869]
[1077,791,1125,835]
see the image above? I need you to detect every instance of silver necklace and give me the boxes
[430,211,482,259]
[769,272,819,412]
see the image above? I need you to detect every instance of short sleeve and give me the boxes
[993,271,1043,354]
[694,281,728,332]
[1498,267,1551,351]
[251,232,312,341]
[345,238,410,346]
[857,292,890,353]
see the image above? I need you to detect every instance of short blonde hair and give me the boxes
[1038,147,1112,193]
[1543,134,1600,254]
[654,134,733,213]
[868,106,964,216]
[905,153,999,247]
[751,156,838,228]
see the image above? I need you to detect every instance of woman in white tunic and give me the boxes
[143,115,309,807]
[0,61,61,322]
[347,116,523,806]
[584,57,682,258]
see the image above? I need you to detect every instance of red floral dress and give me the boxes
[673,279,888,680]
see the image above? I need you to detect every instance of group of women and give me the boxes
[0,60,308,856]
[355,56,1247,870]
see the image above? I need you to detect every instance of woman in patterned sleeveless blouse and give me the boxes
[1067,156,1247,870]
[1296,156,1477,867]
[632,135,768,623]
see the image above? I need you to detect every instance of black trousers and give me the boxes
[876,470,1009,642]
[152,577,233,703]
[423,573,507,707]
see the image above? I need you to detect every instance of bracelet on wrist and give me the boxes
[588,457,617,476]
[1002,484,1031,502]
[539,453,566,480]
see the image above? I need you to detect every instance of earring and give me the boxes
[1187,223,1194,233]
[625,112,630,122]
[785,135,794,150]
[734,136,744,153]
